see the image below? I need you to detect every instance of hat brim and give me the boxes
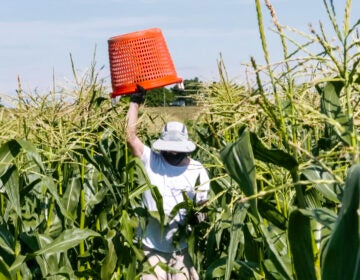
[152,139,196,153]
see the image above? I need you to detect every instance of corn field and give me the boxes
[0,0,359,279]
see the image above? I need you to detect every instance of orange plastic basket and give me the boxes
[108,28,183,98]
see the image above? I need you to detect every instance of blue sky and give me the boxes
[1,0,359,96]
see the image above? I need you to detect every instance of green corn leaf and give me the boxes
[20,232,74,277]
[127,157,155,200]
[220,126,259,220]
[16,139,45,173]
[299,208,336,253]
[317,80,352,146]
[19,232,39,252]
[0,257,12,280]
[1,165,21,218]
[215,202,231,249]
[304,187,324,208]
[149,185,165,234]
[169,192,193,221]
[250,132,298,171]
[119,210,135,247]
[128,183,151,201]
[299,208,337,231]
[205,257,227,279]
[0,224,15,258]
[321,164,360,280]
[0,139,45,175]
[301,165,340,203]
[169,201,188,222]
[36,234,75,278]
[225,203,247,280]
[119,210,144,261]
[212,176,232,192]
[62,175,81,219]
[186,229,196,269]
[76,146,118,203]
[20,177,42,197]
[31,228,100,257]
[36,234,62,276]
[258,199,287,230]
[0,139,21,177]
[41,176,74,221]
[288,209,317,280]
[261,224,292,280]
[9,254,27,277]
[75,147,101,171]
[243,222,260,263]
[101,229,117,280]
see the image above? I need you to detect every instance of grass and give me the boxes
[142,105,203,133]
[147,106,202,121]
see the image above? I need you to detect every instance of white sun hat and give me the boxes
[152,121,196,153]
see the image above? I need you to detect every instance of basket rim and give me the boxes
[108,27,162,42]
[110,76,183,97]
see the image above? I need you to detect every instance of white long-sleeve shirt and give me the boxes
[140,145,210,252]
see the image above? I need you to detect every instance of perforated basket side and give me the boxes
[108,28,182,97]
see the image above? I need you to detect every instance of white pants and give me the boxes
[141,246,199,280]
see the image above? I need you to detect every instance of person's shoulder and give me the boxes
[188,158,206,168]
[141,144,153,162]
[189,156,202,164]
[143,145,151,154]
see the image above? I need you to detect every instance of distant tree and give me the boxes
[171,77,201,95]
[143,78,202,107]
[171,77,202,106]
[144,87,174,107]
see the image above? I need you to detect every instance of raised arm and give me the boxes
[126,86,146,158]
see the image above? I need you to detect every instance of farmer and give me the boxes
[126,85,210,280]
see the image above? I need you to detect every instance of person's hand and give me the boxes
[188,209,208,226]
[130,84,146,104]
[194,212,207,224]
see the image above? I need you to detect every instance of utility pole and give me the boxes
[163,89,165,107]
